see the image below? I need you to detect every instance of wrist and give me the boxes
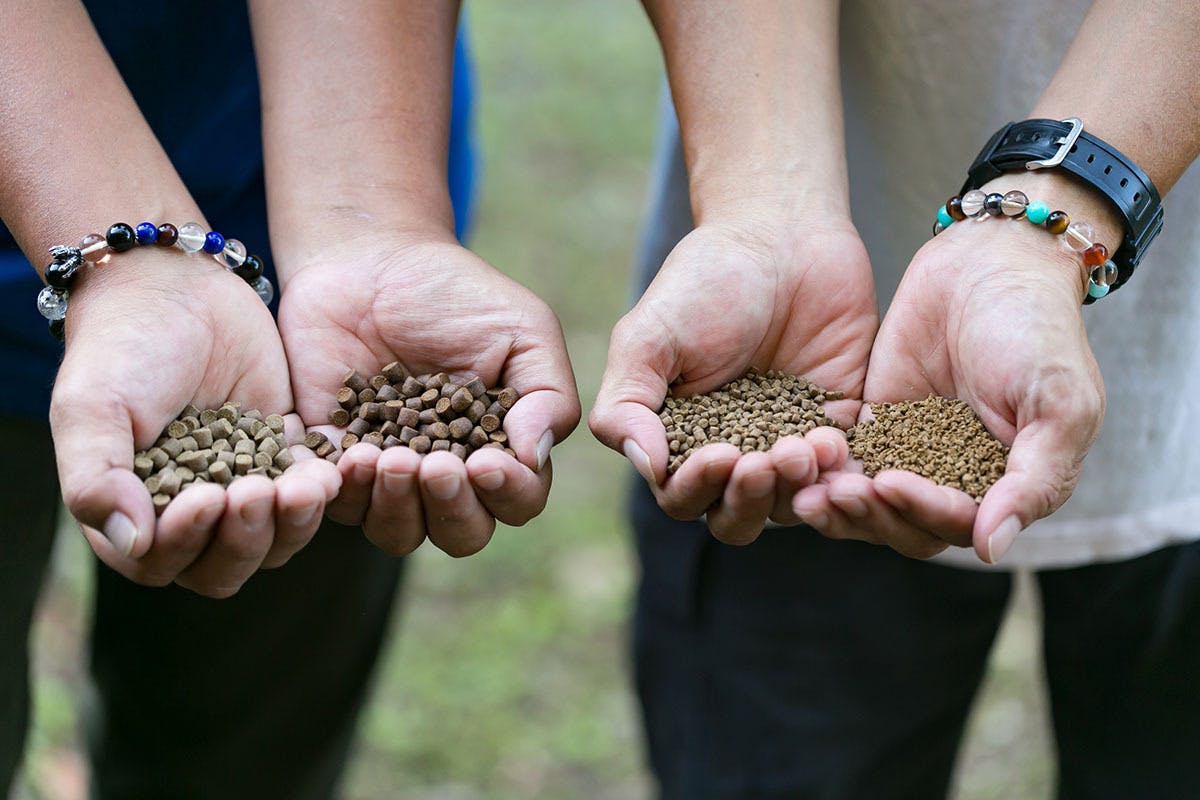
[689,155,851,227]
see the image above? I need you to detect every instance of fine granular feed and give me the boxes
[323,362,519,461]
[135,403,295,516]
[659,370,842,474]
[848,396,1009,501]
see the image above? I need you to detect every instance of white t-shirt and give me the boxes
[839,0,1200,568]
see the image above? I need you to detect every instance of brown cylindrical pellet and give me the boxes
[466,400,486,423]
[182,416,200,432]
[489,431,508,444]
[181,403,201,419]
[348,417,372,437]
[200,408,219,426]
[381,400,403,422]
[361,432,385,449]
[465,376,487,399]
[448,417,473,441]
[152,493,171,514]
[503,448,517,459]
[147,447,169,469]
[434,397,453,417]
[400,376,423,397]
[399,426,419,443]
[167,419,189,439]
[410,435,431,454]
[358,402,383,421]
[217,451,237,469]
[174,466,195,483]
[207,418,234,440]
[341,433,360,450]
[382,435,403,450]
[192,428,214,448]
[370,374,389,391]
[428,422,451,440]
[234,453,253,475]
[218,404,238,423]
[420,388,440,406]
[267,467,283,479]
[468,427,489,449]
[497,388,519,409]
[382,361,409,384]
[247,466,270,477]
[343,369,370,393]
[405,397,423,411]
[431,439,451,452]
[329,407,351,427]
[427,373,448,389]
[450,387,474,413]
[440,382,458,398]
[379,421,399,439]
[178,436,198,452]
[273,448,295,470]
[258,437,280,458]
[481,442,504,450]
[159,470,181,496]
[304,431,328,450]
[209,460,232,484]
[212,438,231,453]
[265,414,285,433]
[418,408,440,425]
[134,457,154,479]
[244,409,264,421]
[234,439,256,456]
[314,441,335,459]
[480,414,501,433]
[357,387,377,404]
[254,452,274,469]
[236,416,257,435]
[395,407,420,429]
[486,401,505,419]
[450,443,468,460]
[145,474,162,494]
[376,384,400,402]
[337,386,358,410]
[415,374,433,386]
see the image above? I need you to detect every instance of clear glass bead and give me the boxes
[253,275,274,305]
[36,286,68,320]
[1000,191,1029,217]
[1064,221,1094,252]
[1091,260,1119,288]
[216,238,246,268]
[177,222,207,254]
[79,232,110,265]
[960,189,987,217]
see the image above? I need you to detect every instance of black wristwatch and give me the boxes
[961,118,1163,294]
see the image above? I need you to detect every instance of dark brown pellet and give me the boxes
[489,431,508,445]
[431,439,451,452]
[418,408,440,425]
[376,384,400,402]
[405,397,424,411]
[395,407,420,429]
[497,388,519,410]
[382,361,409,383]
[357,387,377,404]
[134,456,154,479]
[420,388,440,406]
[450,387,474,413]
[410,435,431,454]
[480,414,501,433]
[401,376,423,397]
[469,427,489,449]
[314,441,335,459]
[465,376,487,399]
[348,417,372,437]
[379,421,399,438]
[435,396,453,416]
[344,369,370,393]
[428,422,451,440]
[370,374,389,391]
[359,402,383,421]
[440,382,459,398]
[381,400,403,422]
[466,400,486,423]
[400,426,419,443]
[450,443,469,460]
[361,432,385,449]
[428,373,448,389]
[448,417,473,441]
[383,435,403,449]
[341,433,360,450]
[304,431,329,450]
[337,386,358,409]
[329,408,351,427]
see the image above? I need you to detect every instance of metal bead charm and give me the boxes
[36,286,68,320]
[177,222,207,253]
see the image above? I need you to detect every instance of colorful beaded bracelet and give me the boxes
[932,190,1118,302]
[36,221,274,340]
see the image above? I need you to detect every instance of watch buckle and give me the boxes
[1026,117,1083,170]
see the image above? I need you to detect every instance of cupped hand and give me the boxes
[793,214,1105,562]
[590,213,878,545]
[51,249,341,598]
[278,230,581,558]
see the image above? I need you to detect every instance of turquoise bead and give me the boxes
[937,205,954,228]
[1026,201,1050,225]
[1088,281,1110,299]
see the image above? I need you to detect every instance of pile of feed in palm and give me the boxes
[314,361,519,461]
[848,395,1009,501]
[134,403,294,515]
[659,370,842,474]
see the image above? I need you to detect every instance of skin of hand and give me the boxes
[51,250,341,598]
[277,228,581,559]
[590,212,877,545]
[793,178,1109,563]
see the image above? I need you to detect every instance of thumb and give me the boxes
[50,379,154,559]
[589,316,674,486]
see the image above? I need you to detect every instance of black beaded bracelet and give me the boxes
[37,221,273,340]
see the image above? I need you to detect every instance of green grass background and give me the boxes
[18,2,1052,798]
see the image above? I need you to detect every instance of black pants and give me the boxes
[0,418,404,799]
[631,479,1200,800]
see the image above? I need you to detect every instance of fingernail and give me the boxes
[290,501,320,528]
[353,463,374,483]
[623,439,656,486]
[743,471,775,498]
[987,515,1022,563]
[813,440,837,465]
[191,500,225,531]
[240,495,274,525]
[704,459,730,485]
[382,470,414,495]
[103,512,141,557]
[427,473,461,500]
[474,470,505,491]
[832,494,868,518]
[536,430,554,472]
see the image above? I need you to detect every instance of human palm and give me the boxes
[52,252,340,597]
[591,218,877,543]
[279,233,580,557]
[794,221,1104,561]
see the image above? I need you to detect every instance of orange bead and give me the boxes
[1083,243,1108,267]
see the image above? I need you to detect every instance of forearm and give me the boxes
[0,0,202,270]
[249,0,460,279]
[641,0,847,223]
[980,0,1200,254]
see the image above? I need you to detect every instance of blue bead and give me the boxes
[135,222,158,245]
[203,231,225,255]
[937,205,954,228]
[1088,281,1110,299]
[1026,202,1050,225]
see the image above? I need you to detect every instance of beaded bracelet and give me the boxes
[932,190,1118,302]
[36,221,274,340]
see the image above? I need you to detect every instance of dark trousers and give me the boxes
[0,418,404,799]
[631,480,1200,800]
